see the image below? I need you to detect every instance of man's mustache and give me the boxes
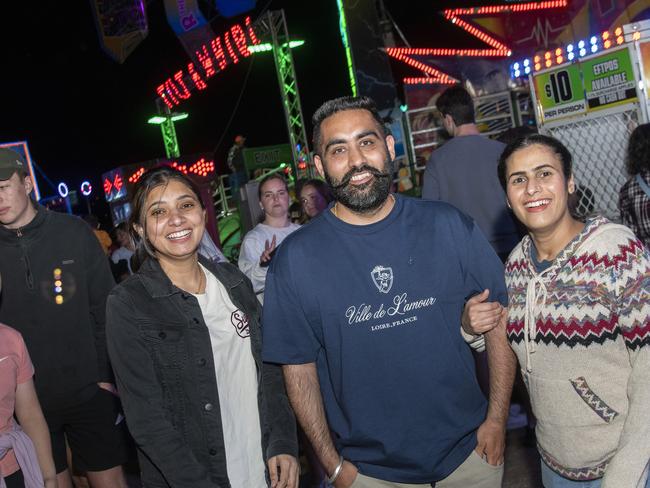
[329,164,391,190]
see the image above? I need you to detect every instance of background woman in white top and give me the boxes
[238,174,300,302]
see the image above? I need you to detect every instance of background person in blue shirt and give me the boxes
[262,96,516,488]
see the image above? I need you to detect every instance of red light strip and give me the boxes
[156,17,260,109]
[388,1,566,85]
[443,1,567,17]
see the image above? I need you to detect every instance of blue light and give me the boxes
[590,36,597,45]
[80,181,92,197]
[591,44,598,53]
[514,70,521,77]
[513,62,520,70]
[566,44,573,53]
[568,52,575,61]
[57,182,69,198]
[578,40,585,49]
[579,48,587,57]
[524,66,531,74]
[523,58,530,67]
[55,286,62,293]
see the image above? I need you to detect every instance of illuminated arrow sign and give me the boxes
[385,0,568,85]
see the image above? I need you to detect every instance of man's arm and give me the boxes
[81,222,117,384]
[475,312,516,465]
[421,153,441,200]
[283,363,357,488]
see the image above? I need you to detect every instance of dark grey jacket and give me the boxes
[106,256,297,488]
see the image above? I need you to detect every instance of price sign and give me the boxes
[533,64,586,122]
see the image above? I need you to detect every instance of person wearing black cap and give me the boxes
[0,148,129,488]
[226,134,248,203]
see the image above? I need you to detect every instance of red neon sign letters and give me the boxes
[156,16,261,108]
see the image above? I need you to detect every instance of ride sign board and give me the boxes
[582,47,637,111]
[243,144,293,171]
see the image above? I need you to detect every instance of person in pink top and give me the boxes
[0,277,57,488]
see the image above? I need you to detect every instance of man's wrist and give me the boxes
[328,455,344,484]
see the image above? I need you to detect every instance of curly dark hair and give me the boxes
[625,123,650,175]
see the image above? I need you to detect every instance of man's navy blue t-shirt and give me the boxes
[262,195,507,483]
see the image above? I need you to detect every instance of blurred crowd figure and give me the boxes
[620,123,650,248]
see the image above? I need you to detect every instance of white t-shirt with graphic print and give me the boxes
[193,264,266,488]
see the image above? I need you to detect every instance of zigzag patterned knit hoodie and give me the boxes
[505,216,650,487]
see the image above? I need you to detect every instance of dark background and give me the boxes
[0,0,504,197]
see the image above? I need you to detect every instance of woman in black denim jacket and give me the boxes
[105,167,298,488]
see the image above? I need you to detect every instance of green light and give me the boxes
[248,43,273,53]
[247,40,304,54]
[171,113,188,122]
[400,104,408,112]
[335,0,357,96]
[147,116,167,124]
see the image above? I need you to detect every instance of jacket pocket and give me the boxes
[141,325,187,368]
[525,371,620,427]
[569,377,619,424]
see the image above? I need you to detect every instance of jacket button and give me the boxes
[198,358,206,366]
[209,448,217,456]
[204,403,213,411]
[158,331,167,339]
[192,317,200,324]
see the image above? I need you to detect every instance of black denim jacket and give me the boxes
[106,256,297,488]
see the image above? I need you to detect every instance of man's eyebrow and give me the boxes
[323,138,347,153]
[323,130,381,152]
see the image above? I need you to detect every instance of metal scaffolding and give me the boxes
[256,10,312,179]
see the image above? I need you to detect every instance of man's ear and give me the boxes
[385,135,396,161]
[23,175,34,196]
[314,155,325,179]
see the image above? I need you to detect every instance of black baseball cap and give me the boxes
[0,148,27,181]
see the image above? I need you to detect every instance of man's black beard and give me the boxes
[324,158,393,214]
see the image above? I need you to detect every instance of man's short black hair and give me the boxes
[312,96,389,156]
[436,85,475,126]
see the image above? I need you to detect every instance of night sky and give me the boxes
[1,0,495,199]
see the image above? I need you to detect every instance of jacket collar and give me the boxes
[0,204,47,244]
[137,254,244,298]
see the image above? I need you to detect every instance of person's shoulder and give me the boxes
[405,196,472,223]
[0,323,24,344]
[582,217,641,254]
[108,272,143,301]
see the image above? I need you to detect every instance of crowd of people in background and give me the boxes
[0,88,648,488]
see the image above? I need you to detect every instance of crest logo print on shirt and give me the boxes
[371,265,393,294]
[230,310,250,338]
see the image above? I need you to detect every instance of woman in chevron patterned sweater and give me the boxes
[492,134,650,488]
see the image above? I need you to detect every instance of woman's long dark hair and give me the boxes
[128,166,205,271]
[625,123,650,176]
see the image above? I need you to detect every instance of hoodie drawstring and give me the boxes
[523,271,549,373]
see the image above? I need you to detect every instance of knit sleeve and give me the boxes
[602,236,650,487]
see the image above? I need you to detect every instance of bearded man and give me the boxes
[262,96,516,488]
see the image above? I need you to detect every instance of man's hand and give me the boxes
[267,454,299,488]
[97,382,118,396]
[260,235,277,265]
[462,289,505,336]
[475,418,506,466]
[333,460,358,488]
